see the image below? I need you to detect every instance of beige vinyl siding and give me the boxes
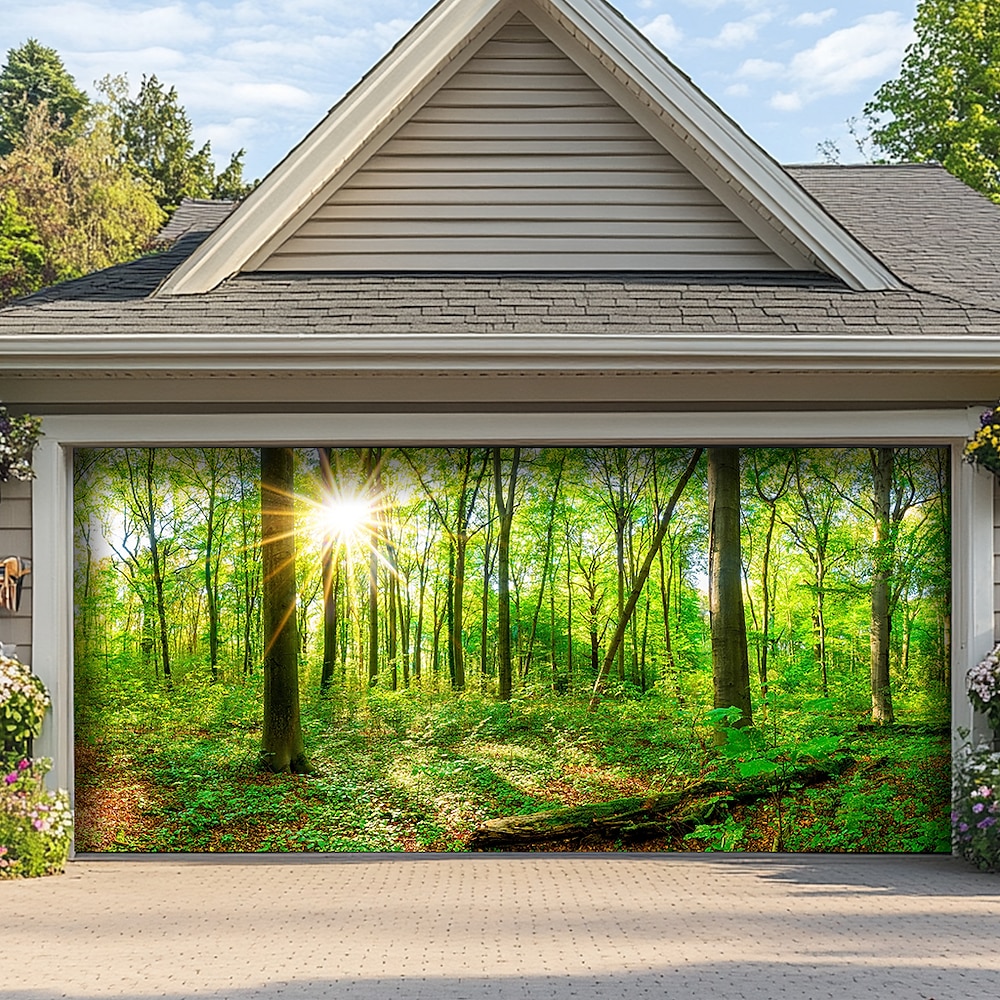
[0,478,32,666]
[260,15,789,273]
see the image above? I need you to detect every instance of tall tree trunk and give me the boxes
[869,446,895,725]
[144,450,172,685]
[203,468,219,682]
[362,447,380,686]
[320,549,338,694]
[565,525,574,692]
[493,447,520,701]
[260,447,308,773]
[388,542,399,691]
[708,448,752,735]
[524,455,564,674]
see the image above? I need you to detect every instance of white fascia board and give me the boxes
[4,333,1000,373]
[539,0,902,291]
[158,0,513,296]
[33,408,976,448]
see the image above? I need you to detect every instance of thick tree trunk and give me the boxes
[870,446,895,724]
[260,447,308,773]
[708,448,752,734]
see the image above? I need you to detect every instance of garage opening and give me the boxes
[72,444,951,852]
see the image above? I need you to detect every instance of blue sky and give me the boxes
[0,1,917,181]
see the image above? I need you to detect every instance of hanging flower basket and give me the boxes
[0,403,43,489]
[964,404,1000,476]
[968,643,1000,735]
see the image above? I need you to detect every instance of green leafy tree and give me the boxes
[98,74,251,211]
[865,0,1000,202]
[0,39,88,155]
[0,103,164,301]
[0,190,48,300]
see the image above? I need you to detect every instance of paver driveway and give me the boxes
[2,853,999,999]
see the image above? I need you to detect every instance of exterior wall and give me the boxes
[261,15,787,272]
[0,477,32,666]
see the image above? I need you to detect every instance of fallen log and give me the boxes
[468,756,853,849]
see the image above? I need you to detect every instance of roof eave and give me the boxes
[3,333,998,373]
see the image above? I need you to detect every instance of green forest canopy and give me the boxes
[73,445,950,723]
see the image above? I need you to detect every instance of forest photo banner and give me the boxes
[72,445,951,853]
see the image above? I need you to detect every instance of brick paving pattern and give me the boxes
[2,854,999,999]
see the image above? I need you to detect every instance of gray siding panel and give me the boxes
[261,16,787,273]
[0,478,32,667]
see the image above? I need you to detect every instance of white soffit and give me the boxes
[157,0,902,295]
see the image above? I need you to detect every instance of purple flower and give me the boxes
[951,811,960,822]
[973,802,986,813]
[977,817,996,830]
[4,772,17,785]
[960,823,970,833]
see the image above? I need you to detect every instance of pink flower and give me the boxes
[4,772,17,785]
[16,759,29,771]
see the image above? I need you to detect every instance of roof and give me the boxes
[787,163,1000,311]
[1,165,998,346]
[158,0,898,293]
[155,199,237,243]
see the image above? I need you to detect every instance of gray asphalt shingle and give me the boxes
[2,164,999,340]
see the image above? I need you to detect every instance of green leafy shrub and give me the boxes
[0,757,72,878]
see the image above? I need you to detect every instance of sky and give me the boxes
[0,0,918,182]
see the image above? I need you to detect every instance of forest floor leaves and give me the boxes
[73,671,952,855]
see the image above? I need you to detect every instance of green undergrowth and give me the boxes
[73,662,950,854]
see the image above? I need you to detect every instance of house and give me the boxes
[1,0,999,813]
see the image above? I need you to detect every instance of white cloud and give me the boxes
[789,8,837,28]
[724,82,750,97]
[737,57,783,80]
[0,2,213,51]
[641,14,683,51]
[763,11,914,111]
[786,12,913,99]
[703,11,773,49]
[770,90,803,111]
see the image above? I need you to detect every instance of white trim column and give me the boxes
[30,433,73,796]
[952,410,997,750]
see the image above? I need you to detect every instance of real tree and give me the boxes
[0,39,88,155]
[864,0,1000,202]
